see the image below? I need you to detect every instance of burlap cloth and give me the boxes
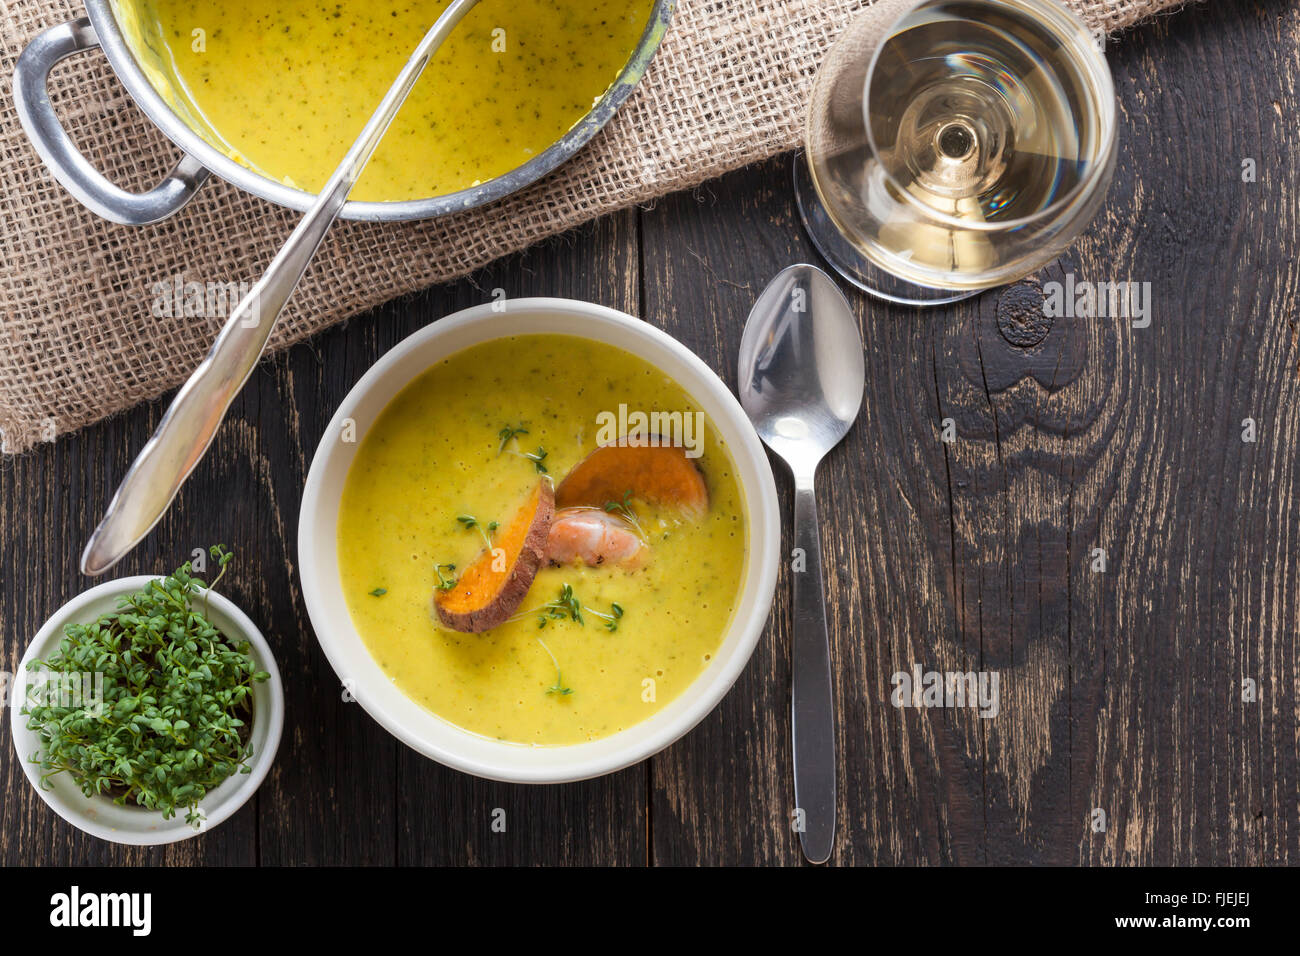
[1,0,1187,453]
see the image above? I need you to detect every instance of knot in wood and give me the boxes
[996,282,1053,349]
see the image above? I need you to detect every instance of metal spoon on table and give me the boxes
[738,263,864,864]
[80,0,481,576]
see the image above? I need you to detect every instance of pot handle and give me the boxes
[13,17,210,226]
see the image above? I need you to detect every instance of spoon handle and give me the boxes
[791,476,836,863]
[80,0,481,576]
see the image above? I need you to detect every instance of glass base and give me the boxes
[792,152,980,308]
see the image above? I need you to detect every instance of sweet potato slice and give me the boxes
[555,440,709,521]
[435,479,555,633]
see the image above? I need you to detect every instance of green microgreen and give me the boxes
[606,602,624,632]
[456,514,498,550]
[603,489,635,520]
[433,563,458,591]
[537,639,572,697]
[591,606,623,633]
[22,546,269,827]
[498,422,548,473]
[522,584,625,634]
[543,583,583,625]
[523,446,549,474]
[497,424,529,456]
[603,489,645,538]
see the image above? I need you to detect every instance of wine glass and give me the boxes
[795,0,1117,306]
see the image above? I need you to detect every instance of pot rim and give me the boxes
[86,0,675,222]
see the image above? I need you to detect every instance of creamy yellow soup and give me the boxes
[336,335,748,745]
[115,0,654,200]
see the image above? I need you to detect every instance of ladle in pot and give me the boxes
[81,0,481,576]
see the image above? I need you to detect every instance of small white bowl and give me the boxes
[299,298,780,783]
[9,575,284,845]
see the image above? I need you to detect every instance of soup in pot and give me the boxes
[114,0,655,201]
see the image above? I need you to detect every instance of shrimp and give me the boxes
[545,507,646,570]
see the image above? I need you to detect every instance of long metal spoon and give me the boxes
[80,0,481,576]
[738,263,864,864]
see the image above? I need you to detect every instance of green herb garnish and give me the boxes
[22,546,269,827]
[497,424,529,455]
[537,639,572,697]
[456,514,498,550]
[434,563,457,591]
[605,602,624,632]
[529,584,624,633]
[602,489,644,538]
[603,489,635,520]
[523,446,549,474]
[543,582,584,624]
[369,587,387,597]
[497,424,547,473]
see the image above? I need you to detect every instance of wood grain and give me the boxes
[1,0,1295,865]
[642,0,1300,865]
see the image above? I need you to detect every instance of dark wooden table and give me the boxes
[2,0,1296,866]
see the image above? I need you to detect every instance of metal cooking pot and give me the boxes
[14,0,675,225]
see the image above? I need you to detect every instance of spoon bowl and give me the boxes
[739,265,865,474]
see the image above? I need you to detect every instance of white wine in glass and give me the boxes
[797,0,1117,305]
